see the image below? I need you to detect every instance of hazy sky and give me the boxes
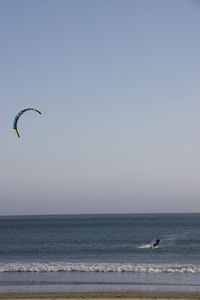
[1,0,200,215]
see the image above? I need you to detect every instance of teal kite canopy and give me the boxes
[13,108,41,137]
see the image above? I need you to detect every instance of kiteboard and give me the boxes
[150,244,158,249]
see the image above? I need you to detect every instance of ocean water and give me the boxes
[0,213,200,292]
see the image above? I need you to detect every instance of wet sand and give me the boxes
[0,292,199,299]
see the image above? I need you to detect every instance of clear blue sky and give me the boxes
[1,0,200,215]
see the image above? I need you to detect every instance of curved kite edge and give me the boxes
[13,108,41,138]
[14,129,20,138]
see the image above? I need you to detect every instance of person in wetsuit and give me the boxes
[152,237,160,248]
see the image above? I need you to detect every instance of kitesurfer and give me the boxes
[152,237,160,248]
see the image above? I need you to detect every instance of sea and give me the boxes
[0,213,200,293]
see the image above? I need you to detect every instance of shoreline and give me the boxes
[0,292,200,299]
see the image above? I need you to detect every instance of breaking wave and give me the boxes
[0,262,200,274]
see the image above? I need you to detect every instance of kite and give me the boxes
[13,108,41,137]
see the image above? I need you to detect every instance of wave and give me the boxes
[0,262,200,274]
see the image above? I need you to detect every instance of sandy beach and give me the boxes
[0,292,199,300]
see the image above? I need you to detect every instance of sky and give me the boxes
[1,0,200,215]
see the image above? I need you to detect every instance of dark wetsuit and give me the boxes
[153,238,160,248]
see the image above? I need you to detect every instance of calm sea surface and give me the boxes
[0,213,200,292]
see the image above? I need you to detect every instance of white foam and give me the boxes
[138,244,151,248]
[0,262,200,273]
